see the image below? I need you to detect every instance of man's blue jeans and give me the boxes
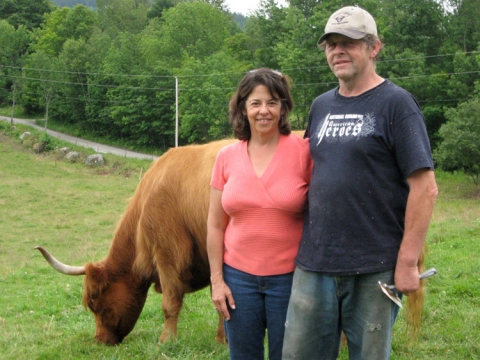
[223,264,294,360]
[282,267,400,360]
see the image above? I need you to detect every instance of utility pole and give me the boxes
[175,76,178,147]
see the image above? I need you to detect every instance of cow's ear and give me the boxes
[83,262,109,300]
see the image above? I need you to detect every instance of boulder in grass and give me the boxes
[20,132,31,142]
[66,151,79,162]
[33,142,46,154]
[84,154,105,167]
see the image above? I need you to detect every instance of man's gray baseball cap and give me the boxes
[318,6,377,44]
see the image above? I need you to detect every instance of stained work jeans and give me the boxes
[282,268,400,360]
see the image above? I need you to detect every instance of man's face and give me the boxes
[324,34,374,82]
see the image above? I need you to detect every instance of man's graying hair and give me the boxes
[364,34,384,61]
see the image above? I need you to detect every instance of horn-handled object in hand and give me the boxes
[379,268,437,308]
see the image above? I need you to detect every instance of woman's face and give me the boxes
[243,85,283,138]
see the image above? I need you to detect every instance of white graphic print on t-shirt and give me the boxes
[315,113,376,145]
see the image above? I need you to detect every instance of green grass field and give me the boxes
[0,126,479,359]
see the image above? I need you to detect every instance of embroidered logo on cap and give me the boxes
[333,12,351,25]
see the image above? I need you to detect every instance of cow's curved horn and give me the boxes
[34,246,86,275]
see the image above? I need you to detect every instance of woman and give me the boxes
[207,68,312,360]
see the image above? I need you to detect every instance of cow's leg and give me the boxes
[154,235,193,343]
[216,312,227,344]
[159,286,184,343]
[209,284,226,344]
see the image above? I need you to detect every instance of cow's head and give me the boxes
[35,246,149,345]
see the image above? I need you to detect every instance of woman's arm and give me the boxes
[207,187,235,320]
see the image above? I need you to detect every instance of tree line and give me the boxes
[0,0,479,190]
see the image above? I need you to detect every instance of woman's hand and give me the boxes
[211,278,235,321]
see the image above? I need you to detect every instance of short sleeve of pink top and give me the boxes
[210,134,312,276]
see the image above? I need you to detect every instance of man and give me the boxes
[282,6,438,360]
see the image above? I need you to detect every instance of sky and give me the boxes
[224,0,288,15]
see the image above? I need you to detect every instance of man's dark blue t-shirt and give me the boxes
[296,80,434,275]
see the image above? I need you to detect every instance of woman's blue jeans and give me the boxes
[223,264,294,360]
[282,267,400,360]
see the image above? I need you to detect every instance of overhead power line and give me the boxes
[0,73,175,91]
[2,69,479,93]
[2,50,479,80]
[0,79,474,108]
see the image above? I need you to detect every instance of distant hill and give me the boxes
[52,0,96,10]
[231,12,247,30]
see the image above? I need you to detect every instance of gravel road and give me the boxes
[0,116,158,160]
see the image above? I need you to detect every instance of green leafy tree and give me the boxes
[97,32,176,150]
[176,52,241,144]
[378,0,445,57]
[76,28,113,136]
[34,8,70,57]
[146,2,233,68]
[420,69,451,149]
[23,51,61,129]
[205,0,228,12]
[24,5,99,123]
[446,52,479,103]
[53,37,91,125]
[434,98,480,197]
[138,18,164,69]
[0,20,32,121]
[369,0,454,149]
[0,0,53,30]
[288,0,322,18]
[50,27,108,130]
[147,0,175,19]
[428,50,480,147]
[223,32,258,65]
[35,5,99,57]
[442,0,480,53]
[246,0,288,69]
[382,49,430,102]
[96,0,149,36]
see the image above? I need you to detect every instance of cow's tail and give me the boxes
[405,242,427,342]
